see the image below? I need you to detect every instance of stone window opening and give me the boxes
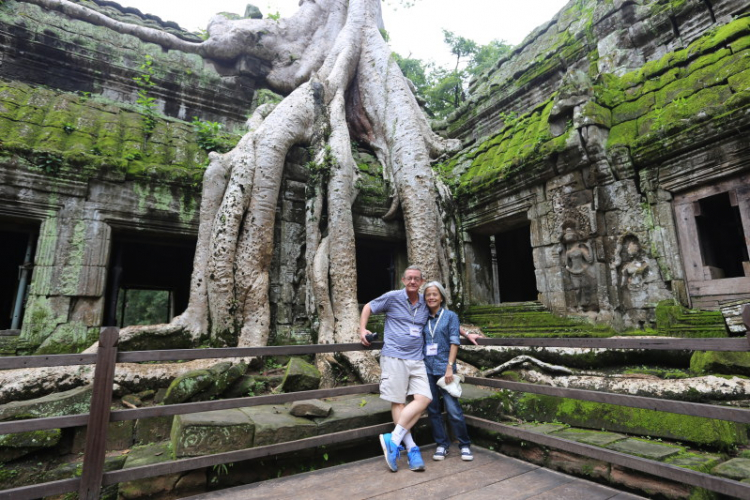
[0,224,37,332]
[114,288,174,328]
[104,232,196,327]
[695,191,749,280]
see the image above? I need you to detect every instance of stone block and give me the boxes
[192,362,248,401]
[240,405,317,446]
[0,461,46,489]
[163,369,214,404]
[135,416,172,445]
[610,465,690,498]
[290,399,332,418]
[516,423,567,434]
[547,450,609,480]
[691,351,750,376]
[666,452,722,472]
[608,438,683,460]
[171,409,255,458]
[72,419,134,453]
[280,357,321,393]
[119,442,206,500]
[0,384,91,420]
[314,394,391,434]
[712,458,750,480]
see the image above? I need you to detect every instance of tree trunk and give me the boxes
[3,0,461,397]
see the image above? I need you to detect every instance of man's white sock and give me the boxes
[402,432,417,451]
[391,424,408,446]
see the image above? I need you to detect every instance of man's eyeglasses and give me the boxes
[403,276,423,282]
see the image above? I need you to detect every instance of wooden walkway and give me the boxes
[185,446,646,500]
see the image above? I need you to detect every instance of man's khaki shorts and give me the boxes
[379,355,432,404]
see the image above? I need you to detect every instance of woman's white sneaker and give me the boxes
[432,446,448,461]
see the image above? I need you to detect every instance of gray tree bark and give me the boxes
[3,0,461,396]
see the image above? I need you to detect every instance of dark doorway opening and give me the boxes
[495,224,537,302]
[356,238,402,303]
[0,224,37,331]
[695,192,749,279]
[104,232,196,327]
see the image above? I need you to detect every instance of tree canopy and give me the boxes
[394,31,512,119]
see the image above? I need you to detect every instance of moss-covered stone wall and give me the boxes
[444,0,750,325]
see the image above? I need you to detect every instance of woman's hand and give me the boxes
[444,365,454,385]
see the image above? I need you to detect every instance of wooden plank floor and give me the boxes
[185,446,646,500]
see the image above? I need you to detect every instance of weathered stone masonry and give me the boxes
[442,0,750,328]
[0,0,749,352]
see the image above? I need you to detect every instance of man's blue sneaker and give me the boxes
[379,433,399,472]
[407,446,425,471]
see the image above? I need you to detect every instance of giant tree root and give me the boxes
[481,355,575,377]
[513,369,750,402]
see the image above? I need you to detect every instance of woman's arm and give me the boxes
[459,325,483,345]
[444,343,459,384]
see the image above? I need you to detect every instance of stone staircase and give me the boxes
[462,302,614,337]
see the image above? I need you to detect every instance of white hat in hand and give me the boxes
[436,373,464,398]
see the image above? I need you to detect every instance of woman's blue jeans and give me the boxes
[426,372,471,449]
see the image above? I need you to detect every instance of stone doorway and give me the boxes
[695,191,749,279]
[355,238,406,303]
[0,223,37,331]
[104,232,196,327]
[494,224,538,302]
[673,174,750,309]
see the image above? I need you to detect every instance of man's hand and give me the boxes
[360,328,372,346]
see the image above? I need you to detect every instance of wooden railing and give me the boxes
[0,328,385,500]
[0,304,749,500]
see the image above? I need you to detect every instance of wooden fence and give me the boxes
[0,305,749,500]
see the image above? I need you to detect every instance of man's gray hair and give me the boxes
[423,281,448,307]
[403,264,424,280]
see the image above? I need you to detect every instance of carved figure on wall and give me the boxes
[614,235,649,291]
[560,223,597,311]
[612,233,653,327]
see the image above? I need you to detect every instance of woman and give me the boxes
[422,281,473,461]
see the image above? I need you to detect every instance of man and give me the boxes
[360,265,431,472]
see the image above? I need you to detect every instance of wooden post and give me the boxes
[78,327,119,500]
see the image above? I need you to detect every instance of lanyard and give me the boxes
[408,297,420,325]
[427,308,444,343]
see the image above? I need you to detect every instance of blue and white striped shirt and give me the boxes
[369,289,429,360]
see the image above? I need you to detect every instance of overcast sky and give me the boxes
[118,0,569,68]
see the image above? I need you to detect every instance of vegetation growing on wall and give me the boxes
[0,79,242,186]
[436,8,750,202]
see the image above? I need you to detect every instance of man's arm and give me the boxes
[459,325,483,345]
[360,303,373,346]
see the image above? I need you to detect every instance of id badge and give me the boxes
[410,326,421,337]
[426,343,438,356]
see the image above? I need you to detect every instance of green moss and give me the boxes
[0,77,238,186]
[517,395,746,450]
[655,300,727,338]
[462,303,618,338]
[691,351,750,376]
[612,93,655,125]
[607,120,637,148]
[686,16,750,59]
[0,428,61,448]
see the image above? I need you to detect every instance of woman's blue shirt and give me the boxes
[422,307,461,376]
